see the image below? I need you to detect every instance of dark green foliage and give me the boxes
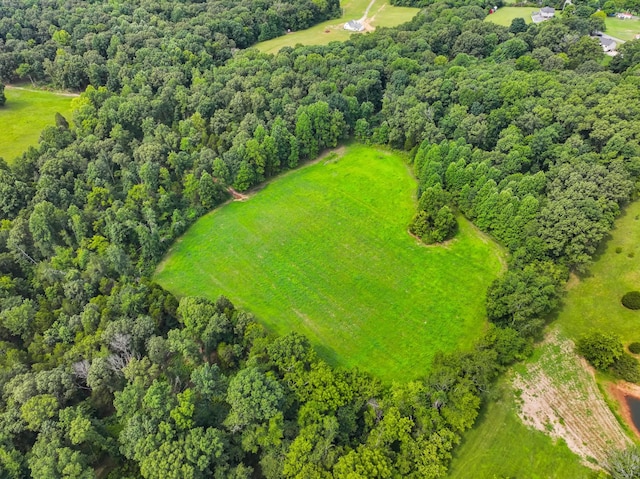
[0,84,5,106]
[0,0,638,475]
[629,342,640,354]
[486,262,565,336]
[509,18,528,34]
[576,331,624,370]
[611,353,640,383]
[622,291,640,310]
[409,184,457,244]
[0,0,340,88]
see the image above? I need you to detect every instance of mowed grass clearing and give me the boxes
[255,0,420,55]
[558,200,640,346]
[451,202,640,478]
[605,17,640,41]
[447,377,592,479]
[156,144,505,382]
[484,7,538,26]
[0,87,75,163]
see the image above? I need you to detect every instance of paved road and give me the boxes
[595,31,626,44]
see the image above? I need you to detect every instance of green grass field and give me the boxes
[451,201,640,478]
[557,200,640,346]
[156,144,505,382]
[484,7,538,26]
[447,379,591,479]
[0,87,75,163]
[255,0,420,55]
[605,17,640,41]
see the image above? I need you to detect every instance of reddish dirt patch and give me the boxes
[608,381,640,438]
[513,331,631,467]
[227,187,249,201]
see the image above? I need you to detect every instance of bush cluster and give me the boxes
[622,291,640,310]
[629,342,640,354]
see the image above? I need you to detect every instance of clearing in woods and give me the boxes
[155,144,505,382]
[448,330,629,477]
[558,200,640,345]
[0,86,75,163]
[484,7,538,26]
[605,17,640,42]
[255,0,420,55]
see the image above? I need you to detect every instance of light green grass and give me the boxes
[447,379,592,479]
[484,7,538,26]
[255,0,420,55]
[0,87,74,163]
[605,17,640,41]
[155,144,505,382]
[557,200,640,345]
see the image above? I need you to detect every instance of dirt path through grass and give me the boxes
[513,331,630,467]
[5,84,80,97]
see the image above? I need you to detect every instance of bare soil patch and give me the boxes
[608,381,640,438]
[512,331,631,468]
[6,84,80,97]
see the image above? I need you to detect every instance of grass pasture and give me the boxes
[484,7,537,26]
[558,200,640,346]
[605,17,640,42]
[255,0,420,55]
[156,145,504,382]
[447,378,592,479]
[0,86,75,163]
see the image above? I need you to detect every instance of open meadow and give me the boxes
[0,86,75,163]
[484,7,538,26]
[156,144,505,381]
[558,200,640,345]
[447,378,592,479]
[449,200,640,477]
[255,0,420,54]
[605,17,640,41]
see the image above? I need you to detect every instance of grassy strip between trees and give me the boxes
[255,0,420,55]
[484,7,538,26]
[156,144,505,382]
[558,200,640,345]
[0,87,74,163]
[447,377,592,479]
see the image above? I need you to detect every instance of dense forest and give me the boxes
[0,0,340,90]
[2,0,640,476]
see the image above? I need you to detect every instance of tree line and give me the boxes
[0,0,340,90]
[2,0,640,476]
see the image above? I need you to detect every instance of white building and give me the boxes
[532,7,555,23]
[344,20,364,32]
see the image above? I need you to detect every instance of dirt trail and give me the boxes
[358,0,377,22]
[5,84,80,98]
[513,331,631,468]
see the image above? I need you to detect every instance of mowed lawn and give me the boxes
[558,200,640,345]
[0,87,75,163]
[156,145,505,381]
[484,7,538,26]
[255,0,420,55]
[447,379,591,479]
[605,17,640,41]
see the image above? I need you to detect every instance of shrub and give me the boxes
[616,246,623,254]
[628,252,635,258]
[630,342,640,354]
[622,291,640,310]
[577,331,623,370]
[612,353,640,383]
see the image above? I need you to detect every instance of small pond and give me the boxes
[626,395,640,432]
